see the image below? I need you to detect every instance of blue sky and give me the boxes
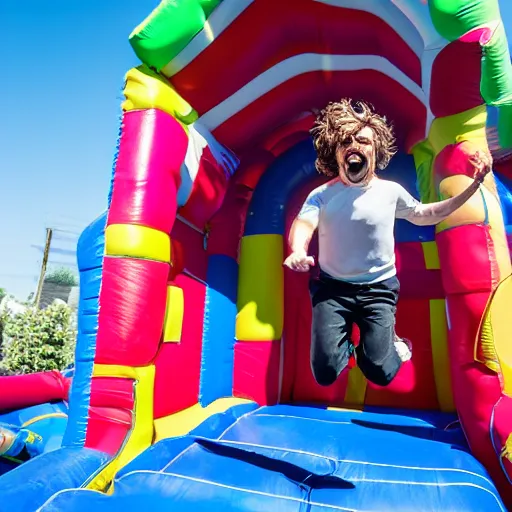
[1,0,154,299]
[1,1,512,300]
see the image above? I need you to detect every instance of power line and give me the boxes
[50,228,81,236]
[0,273,37,279]
[52,234,79,239]
[1,225,81,300]
[31,245,76,257]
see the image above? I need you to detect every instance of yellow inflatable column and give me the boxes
[236,234,284,341]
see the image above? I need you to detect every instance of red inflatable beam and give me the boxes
[0,370,70,412]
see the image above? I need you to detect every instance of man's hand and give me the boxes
[283,251,315,272]
[469,149,492,184]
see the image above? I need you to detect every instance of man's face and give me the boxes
[335,125,376,185]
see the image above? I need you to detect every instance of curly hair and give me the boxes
[310,99,397,178]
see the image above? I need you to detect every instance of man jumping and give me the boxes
[284,99,491,387]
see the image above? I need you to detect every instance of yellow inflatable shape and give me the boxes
[22,413,68,428]
[502,434,512,462]
[93,364,139,379]
[344,366,367,407]
[475,175,512,281]
[422,241,440,270]
[87,364,155,491]
[436,175,488,231]
[105,224,171,263]
[429,300,455,412]
[327,405,363,413]
[122,65,198,124]
[436,175,511,281]
[163,285,184,342]
[154,397,253,441]
[477,274,512,395]
[428,104,488,155]
[236,235,284,341]
[478,306,500,374]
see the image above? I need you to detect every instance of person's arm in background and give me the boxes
[396,150,492,227]
[284,190,321,272]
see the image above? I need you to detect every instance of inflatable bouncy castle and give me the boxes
[3,0,512,510]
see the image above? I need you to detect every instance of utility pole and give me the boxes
[34,228,53,308]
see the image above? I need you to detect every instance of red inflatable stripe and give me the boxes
[95,256,169,366]
[233,341,281,405]
[0,370,70,412]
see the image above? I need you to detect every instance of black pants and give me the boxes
[310,271,402,387]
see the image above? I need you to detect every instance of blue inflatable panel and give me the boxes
[495,172,512,230]
[40,471,303,512]
[0,458,18,477]
[0,401,67,428]
[117,402,259,478]
[199,254,239,406]
[39,404,506,511]
[0,402,68,459]
[0,446,110,512]
[244,138,317,236]
[64,211,106,447]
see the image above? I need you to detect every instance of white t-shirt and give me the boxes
[297,177,419,284]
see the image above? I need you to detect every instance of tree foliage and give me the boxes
[1,303,76,374]
[0,310,7,363]
[44,267,78,287]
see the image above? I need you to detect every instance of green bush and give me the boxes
[1,303,76,375]
[0,310,7,360]
[44,267,78,287]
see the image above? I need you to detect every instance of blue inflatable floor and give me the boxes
[40,404,506,511]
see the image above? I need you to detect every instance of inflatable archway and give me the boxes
[2,0,512,510]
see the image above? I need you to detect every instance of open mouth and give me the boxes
[345,151,368,182]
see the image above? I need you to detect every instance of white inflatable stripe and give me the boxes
[390,0,448,50]
[316,0,447,53]
[177,123,239,207]
[163,0,447,78]
[199,53,428,135]
[317,0,448,126]
[177,124,207,206]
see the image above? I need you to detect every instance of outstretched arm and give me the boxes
[407,178,482,226]
[402,150,492,227]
